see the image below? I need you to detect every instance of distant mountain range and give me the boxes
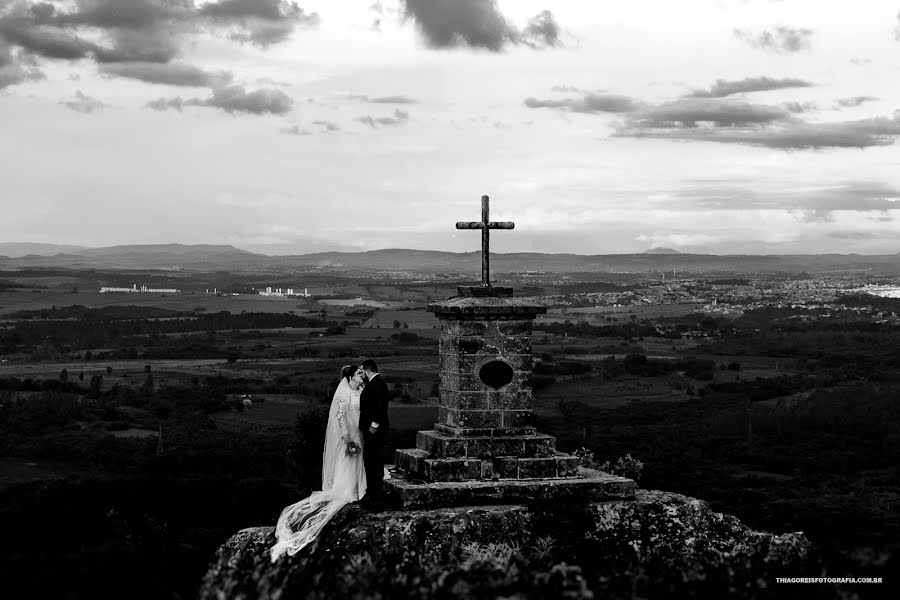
[0,243,89,257]
[0,244,259,270]
[0,243,897,274]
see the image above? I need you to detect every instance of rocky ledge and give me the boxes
[199,489,812,600]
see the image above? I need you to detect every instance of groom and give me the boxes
[359,359,390,505]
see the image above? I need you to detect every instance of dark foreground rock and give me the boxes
[199,489,816,600]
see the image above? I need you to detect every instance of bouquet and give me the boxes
[346,440,361,456]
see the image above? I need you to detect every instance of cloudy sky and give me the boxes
[1,0,899,255]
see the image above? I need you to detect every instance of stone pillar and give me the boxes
[435,300,538,436]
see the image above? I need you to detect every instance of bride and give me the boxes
[270,365,367,561]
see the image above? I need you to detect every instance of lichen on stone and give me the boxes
[199,490,813,600]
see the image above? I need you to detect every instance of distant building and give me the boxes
[258,287,310,297]
[100,284,179,294]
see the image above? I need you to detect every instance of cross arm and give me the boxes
[455,221,515,229]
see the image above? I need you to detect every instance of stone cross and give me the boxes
[456,195,514,287]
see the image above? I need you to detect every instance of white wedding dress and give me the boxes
[270,378,367,561]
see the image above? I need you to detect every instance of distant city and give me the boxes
[99,284,179,294]
[100,285,313,298]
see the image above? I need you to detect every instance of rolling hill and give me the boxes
[0,244,897,274]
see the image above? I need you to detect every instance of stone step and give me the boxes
[434,423,536,437]
[423,457,492,482]
[385,467,636,509]
[417,429,556,459]
[394,448,429,477]
[395,449,582,483]
[494,453,582,479]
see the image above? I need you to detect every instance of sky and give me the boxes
[1,0,899,256]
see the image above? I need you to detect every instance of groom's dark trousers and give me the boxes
[360,374,390,499]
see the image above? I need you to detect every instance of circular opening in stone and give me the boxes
[479,360,514,389]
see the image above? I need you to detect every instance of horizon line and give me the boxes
[0,242,898,258]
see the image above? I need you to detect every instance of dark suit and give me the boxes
[359,373,390,499]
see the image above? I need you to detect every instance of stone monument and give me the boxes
[388,195,636,508]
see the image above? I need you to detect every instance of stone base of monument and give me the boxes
[398,429,573,479]
[390,427,636,509]
[385,465,635,509]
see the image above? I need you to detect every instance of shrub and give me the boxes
[389,331,419,344]
[287,403,331,493]
[575,448,643,483]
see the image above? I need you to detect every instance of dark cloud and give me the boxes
[57,0,191,30]
[528,78,900,151]
[687,76,813,98]
[627,98,789,127]
[615,95,900,149]
[0,9,95,59]
[782,101,818,114]
[0,0,318,65]
[520,10,560,48]
[835,95,878,108]
[201,0,298,21]
[525,92,640,114]
[752,121,900,149]
[196,84,292,114]
[145,85,292,115]
[200,0,320,46]
[100,61,231,87]
[0,44,44,88]
[0,1,189,63]
[93,28,182,63]
[146,95,185,111]
[401,0,561,52]
[59,89,109,113]
[0,1,315,116]
[402,0,514,51]
[357,108,410,128]
[734,26,813,53]
[617,119,900,149]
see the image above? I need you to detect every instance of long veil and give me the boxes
[271,378,358,561]
[321,378,349,491]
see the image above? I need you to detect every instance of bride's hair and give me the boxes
[340,364,356,382]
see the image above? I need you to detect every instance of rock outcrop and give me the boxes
[199,489,813,600]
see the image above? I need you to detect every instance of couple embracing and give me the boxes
[270,359,390,561]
